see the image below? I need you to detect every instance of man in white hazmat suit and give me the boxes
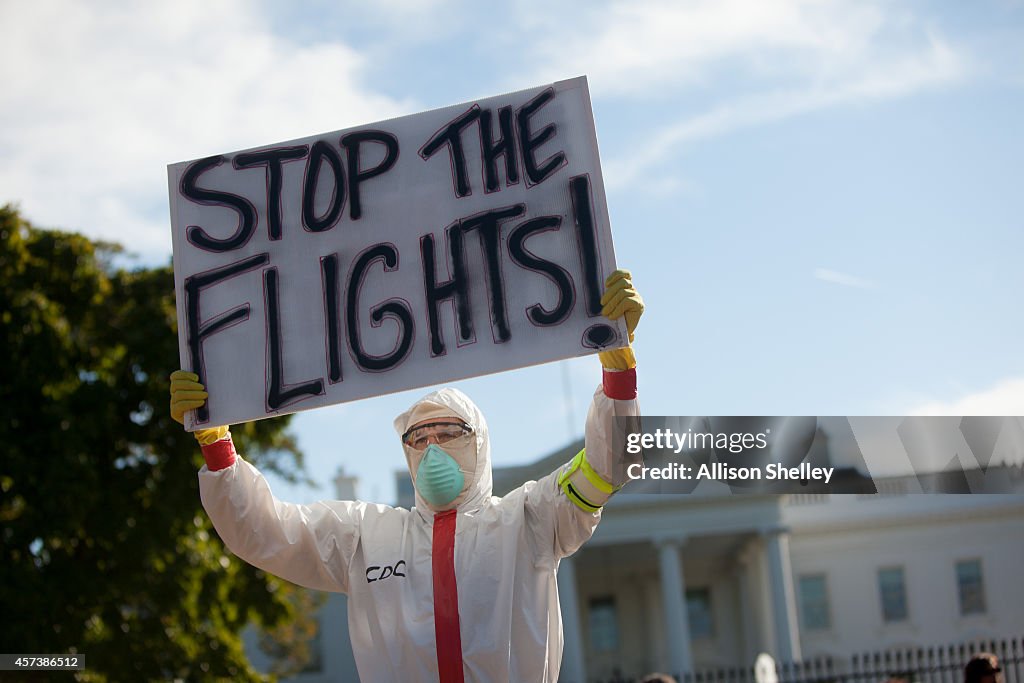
[169,269,644,682]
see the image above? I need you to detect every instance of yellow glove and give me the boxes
[598,269,644,371]
[169,370,230,446]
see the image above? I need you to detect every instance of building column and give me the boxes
[642,574,667,672]
[557,555,586,683]
[656,537,693,675]
[762,527,802,663]
[735,546,758,664]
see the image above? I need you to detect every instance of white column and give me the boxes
[763,527,802,662]
[557,556,586,683]
[643,572,667,672]
[735,547,757,663]
[657,538,693,675]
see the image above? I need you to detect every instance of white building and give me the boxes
[248,441,1024,682]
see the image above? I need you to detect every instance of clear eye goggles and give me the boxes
[401,420,473,451]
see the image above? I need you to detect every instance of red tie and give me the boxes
[433,509,464,683]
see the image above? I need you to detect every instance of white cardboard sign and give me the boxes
[169,76,625,430]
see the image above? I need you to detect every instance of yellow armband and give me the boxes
[557,449,623,512]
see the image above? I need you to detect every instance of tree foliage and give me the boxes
[0,204,317,681]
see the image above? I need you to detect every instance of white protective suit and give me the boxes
[198,382,639,682]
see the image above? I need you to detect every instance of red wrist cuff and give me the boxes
[201,437,236,472]
[602,367,637,400]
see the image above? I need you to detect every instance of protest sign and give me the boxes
[168,76,626,430]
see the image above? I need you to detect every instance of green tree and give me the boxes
[0,204,319,681]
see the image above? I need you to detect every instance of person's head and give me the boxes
[639,675,677,683]
[964,653,1002,683]
[393,387,493,513]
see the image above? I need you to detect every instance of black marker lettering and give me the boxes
[183,253,269,422]
[517,88,566,186]
[181,155,258,253]
[321,254,343,384]
[346,244,414,371]
[302,141,346,232]
[420,223,474,356]
[234,146,309,241]
[479,106,519,192]
[419,106,481,198]
[507,216,575,325]
[461,205,526,343]
[570,175,602,316]
[341,131,399,220]
[264,268,325,410]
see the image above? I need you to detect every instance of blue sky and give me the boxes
[2,0,1022,504]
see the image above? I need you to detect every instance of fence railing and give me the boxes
[599,636,1024,683]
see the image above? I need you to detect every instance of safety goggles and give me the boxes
[401,420,473,451]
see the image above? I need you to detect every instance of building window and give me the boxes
[798,574,831,631]
[877,567,908,622]
[956,559,986,615]
[686,587,714,639]
[588,597,619,651]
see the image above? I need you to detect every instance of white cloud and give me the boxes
[909,377,1024,416]
[813,267,875,289]
[0,1,411,260]
[528,0,887,95]
[510,0,967,189]
[525,0,961,96]
[602,27,965,187]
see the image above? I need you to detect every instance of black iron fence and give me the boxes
[599,636,1024,683]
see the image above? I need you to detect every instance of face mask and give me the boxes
[415,444,466,508]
